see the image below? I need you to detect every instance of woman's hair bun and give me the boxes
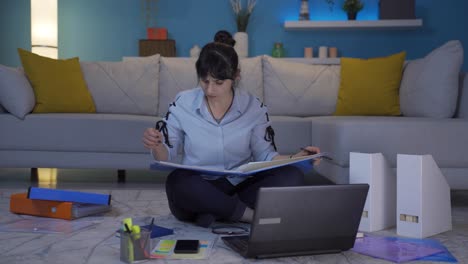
[214,30,236,47]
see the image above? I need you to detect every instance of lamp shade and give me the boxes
[31,0,57,58]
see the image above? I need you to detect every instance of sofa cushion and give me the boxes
[81,54,160,116]
[18,49,96,113]
[263,56,340,117]
[0,114,159,153]
[309,116,468,168]
[269,116,312,154]
[158,56,264,115]
[400,40,464,118]
[0,65,35,119]
[334,51,405,116]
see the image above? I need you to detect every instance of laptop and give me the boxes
[222,184,369,259]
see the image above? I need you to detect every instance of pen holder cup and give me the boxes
[120,229,152,263]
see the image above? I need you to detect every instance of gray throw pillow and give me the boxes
[0,65,35,119]
[263,56,341,116]
[80,54,160,115]
[400,40,464,118]
[158,57,198,115]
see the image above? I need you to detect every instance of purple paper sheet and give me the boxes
[385,237,457,263]
[352,235,444,263]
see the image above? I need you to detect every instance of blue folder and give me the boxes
[27,187,111,205]
[141,224,174,239]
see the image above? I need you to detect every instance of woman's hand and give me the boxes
[292,146,321,165]
[293,146,320,157]
[143,128,169,161]
[143,128,164,150]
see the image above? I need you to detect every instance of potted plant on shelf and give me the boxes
[143,0,167,40]
[342,0,364,20]
[230,0,257,58]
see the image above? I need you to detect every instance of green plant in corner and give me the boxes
[230,0,257,32]
[342,0,364,20]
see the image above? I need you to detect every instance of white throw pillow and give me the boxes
[80,54,160,115]
[0,65,35,119]
[400,40,464,118]
[263,56,341,116]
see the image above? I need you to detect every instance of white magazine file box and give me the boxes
[350,152,396,232]
[396,154,452,238]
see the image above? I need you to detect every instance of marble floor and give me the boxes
[0,168,467,264]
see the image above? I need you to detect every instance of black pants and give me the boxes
[165,165,305,224]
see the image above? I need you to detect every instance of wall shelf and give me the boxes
[284,19,423,30]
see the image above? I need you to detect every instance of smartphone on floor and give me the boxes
[173,239,200,254]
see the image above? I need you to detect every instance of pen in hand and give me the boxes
[301,147,334,161]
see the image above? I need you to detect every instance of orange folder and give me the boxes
[10,193,110,220]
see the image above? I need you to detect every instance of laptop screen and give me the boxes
[247,184,369,257]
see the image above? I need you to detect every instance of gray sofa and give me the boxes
[1,42,467,189]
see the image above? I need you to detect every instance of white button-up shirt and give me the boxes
[161,87,279,185]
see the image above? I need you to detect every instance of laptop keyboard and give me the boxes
[222,235,249,253]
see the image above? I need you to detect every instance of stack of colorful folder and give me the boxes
[10,187,112,220]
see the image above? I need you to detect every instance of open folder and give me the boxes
[150,152,331,176]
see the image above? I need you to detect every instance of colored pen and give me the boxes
[124,222,134,262]
[124,223,132,233]
[142,218,155,258]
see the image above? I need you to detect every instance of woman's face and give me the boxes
[200,75,233,99]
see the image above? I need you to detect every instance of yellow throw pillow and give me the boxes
[334,51,406,116]
[18,48,96,113]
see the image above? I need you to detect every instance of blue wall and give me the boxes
[1,0,467,71]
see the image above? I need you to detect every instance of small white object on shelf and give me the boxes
[318,46,328,59]
[284,19,423,30]
[190,45,201,58]
[396,154,452,238]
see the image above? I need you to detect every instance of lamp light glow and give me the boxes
[31,0,57,58]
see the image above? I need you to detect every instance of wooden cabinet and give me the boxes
[139,39,176,57]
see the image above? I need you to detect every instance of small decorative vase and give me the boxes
[347,12,358,20]
[234,32,248,58]
[299,0,310,20]
[190,45,201,58]
[271,43,285,58]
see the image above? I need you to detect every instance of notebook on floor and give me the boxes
[222,184,369,259]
